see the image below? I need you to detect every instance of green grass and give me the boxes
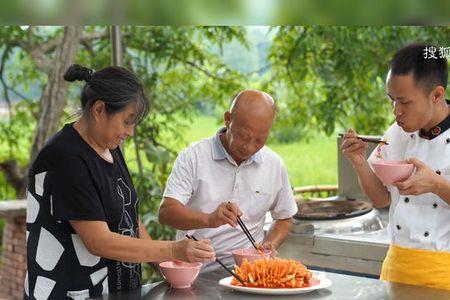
[269,140,337,187]
[182,115,222,144]
[155,114,338,187]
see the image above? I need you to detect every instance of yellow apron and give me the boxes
[380,244,450,291]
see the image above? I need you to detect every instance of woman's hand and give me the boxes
[172,239,216,263]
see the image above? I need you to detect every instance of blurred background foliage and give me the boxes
[0,26,449,282]
[267,26,450,141]
[0,0,449,25]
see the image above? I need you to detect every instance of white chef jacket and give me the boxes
[162,128,298,272]
[368,122,450,251]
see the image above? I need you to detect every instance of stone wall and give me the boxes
[0,200,27,300]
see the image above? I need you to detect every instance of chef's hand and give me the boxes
[340,128,368,168]
[172,238,216,263]
[208,201,243,228]
[393,158,438,195]
[260,241,278,257]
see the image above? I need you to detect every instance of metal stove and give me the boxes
[277,135,390,277]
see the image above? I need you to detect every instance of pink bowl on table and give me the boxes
[232,248,272,266]
[372,160,415,185]
[159,261,202,289]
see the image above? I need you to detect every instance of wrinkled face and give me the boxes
[95,100,138,149]
[225,111,273,162]
[386,72,434,133]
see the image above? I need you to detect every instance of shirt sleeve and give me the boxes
[162,148,196,205]
[269,160,298,220]
[51,155,106,221]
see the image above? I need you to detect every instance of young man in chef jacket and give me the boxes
[341,43,450,290]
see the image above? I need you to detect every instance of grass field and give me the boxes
[152,114,338,187]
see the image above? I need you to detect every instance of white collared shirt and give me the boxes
[368,123,450,251]
[162,128,298,271]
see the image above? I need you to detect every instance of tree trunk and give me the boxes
[1,26,83,198]
[30,26,83,163]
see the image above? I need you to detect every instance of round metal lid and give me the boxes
[295,199,373,220]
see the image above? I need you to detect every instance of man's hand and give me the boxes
[172,238,216,263]
[260,241,278,257]
[393,158,439,195]
[208,201,243,228]
[262,218,292,257]
[340,128,368,168]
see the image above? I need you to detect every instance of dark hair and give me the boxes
[64,64,149,124]
[390,43,448,93]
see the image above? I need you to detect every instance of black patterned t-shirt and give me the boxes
[25,123,141,299]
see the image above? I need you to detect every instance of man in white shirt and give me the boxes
[341,43,450,290]
[159,90,298,272]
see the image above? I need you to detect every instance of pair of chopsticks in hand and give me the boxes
[185,234,247,286]
[338,133,389,145]
[236,215,267,260]
[236,215,259,250]
[227,201,259,251]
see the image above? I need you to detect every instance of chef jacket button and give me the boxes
[446,138,450,144]
[424,231,429,237]
[436,170,441,175]
[433,203,438,208]
[396,225,401,230]
[410,134,415,138]
[404,197,409,203]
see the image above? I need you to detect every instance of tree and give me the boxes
[30,26,83,162]
[267,26,450,141]
[0,26,84,197]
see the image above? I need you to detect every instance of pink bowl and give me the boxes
[372,160,414,185]
[232,248,272,266]
[159,261,202,289]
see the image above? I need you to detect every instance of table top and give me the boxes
[93,269,450,300]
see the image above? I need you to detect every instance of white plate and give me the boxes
[219,272,332,295]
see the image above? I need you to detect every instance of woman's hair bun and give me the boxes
[63,64,94,82]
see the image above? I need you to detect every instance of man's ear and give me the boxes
[431,85,446,104]
[91,100,106,121]
[224,111,232,129]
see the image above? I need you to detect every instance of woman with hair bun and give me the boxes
[24,64,215,299]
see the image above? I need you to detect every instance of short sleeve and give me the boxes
[51,155,106,221]
[269,161,298,220]
[162,149,196,205]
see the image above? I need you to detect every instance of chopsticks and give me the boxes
[338,133,389,145]
[185,234,246,286]
[227,201,258,250]
[236,216,259,250]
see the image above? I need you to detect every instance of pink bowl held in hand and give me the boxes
[232,248,272,266]
[372,160,415,185]
[159,261,202,289]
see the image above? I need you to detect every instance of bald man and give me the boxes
[158,90,298,272]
